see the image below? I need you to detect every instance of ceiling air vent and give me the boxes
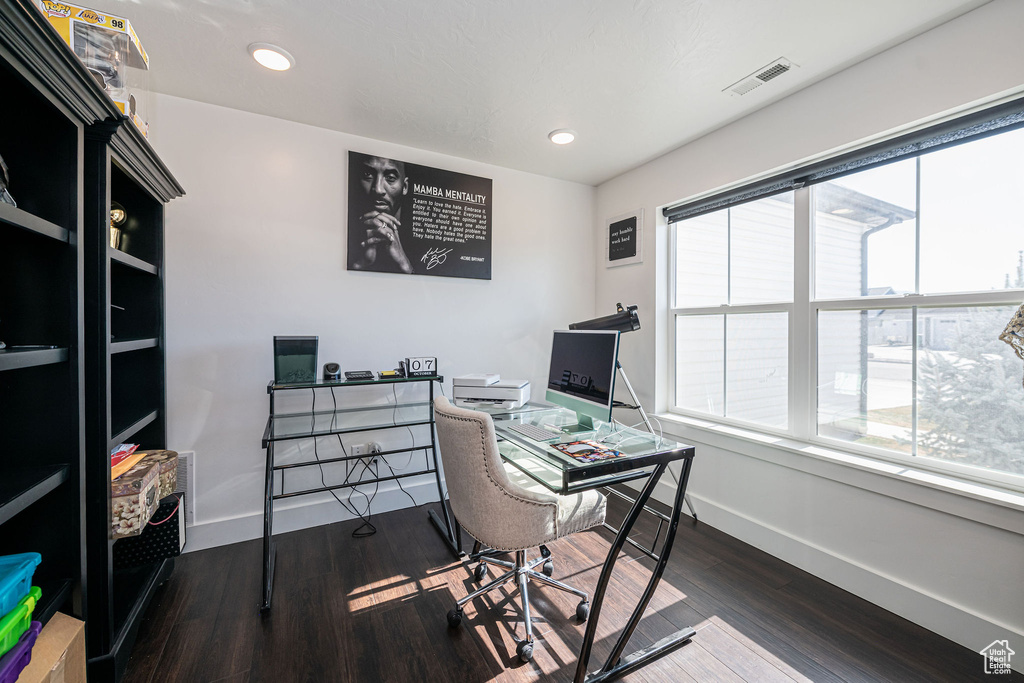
[725,57,795,96]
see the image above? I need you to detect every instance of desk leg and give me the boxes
[575,459,697,683]
[261,443,276,613]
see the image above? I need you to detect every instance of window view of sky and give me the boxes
[830,127,1024,295]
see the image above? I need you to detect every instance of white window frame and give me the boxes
[668,155,1024,493]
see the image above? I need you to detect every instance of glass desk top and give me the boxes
[491,407,695,495]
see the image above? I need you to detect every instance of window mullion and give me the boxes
[792,186,812,440]
[912,306,919,457]
[669,225,678,411]
[725,204,732,418]
[912,158,921,456]
[722,315,728,417]
[915,156,922,295]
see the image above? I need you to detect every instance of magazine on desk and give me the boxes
[550,440,623,463]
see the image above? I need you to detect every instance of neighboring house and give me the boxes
[808,185,916,437]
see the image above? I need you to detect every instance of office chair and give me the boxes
[433,396,607,662]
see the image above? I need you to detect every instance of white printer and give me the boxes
[452,374,531,410]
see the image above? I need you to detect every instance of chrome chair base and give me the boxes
[446,545,590,663]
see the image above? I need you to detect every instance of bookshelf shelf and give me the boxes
[109,247,158,275]
[0,466,69,526]
[0,347,67,371]
[0,203,69,242]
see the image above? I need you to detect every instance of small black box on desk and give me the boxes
[113,494,186,569]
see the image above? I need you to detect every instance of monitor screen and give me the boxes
[545,329,620,427]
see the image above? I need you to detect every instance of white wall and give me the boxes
[145,94,597,551]
[597,0,1024,667]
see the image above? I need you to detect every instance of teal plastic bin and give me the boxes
[0,554,40,617]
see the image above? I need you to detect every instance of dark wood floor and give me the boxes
[122,498,1017,682]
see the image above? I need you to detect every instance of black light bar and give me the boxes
[570,303,640,334]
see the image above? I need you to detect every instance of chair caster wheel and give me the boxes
[516,640,534,662]
[474,563,488,582]
[539,544,551,559]
[542,560,554,577]
[576,600,590,622]
[447,607,463,628]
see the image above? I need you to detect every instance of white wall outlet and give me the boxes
[369,442,382,454]
[351,443,367,456]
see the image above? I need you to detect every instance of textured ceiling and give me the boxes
[86,0,989,185]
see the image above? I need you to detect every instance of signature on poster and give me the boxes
[421,247,454,270]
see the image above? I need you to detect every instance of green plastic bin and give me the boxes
[0,586,40,659]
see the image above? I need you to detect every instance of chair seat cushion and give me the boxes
[503,462,606,541]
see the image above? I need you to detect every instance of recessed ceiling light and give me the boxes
[249,43,295,71]
[831,208,854,215]
[548,129,576,145]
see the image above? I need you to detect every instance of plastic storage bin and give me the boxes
[0,553,40,617]
[0,621,40,683]
[0,586,40,658]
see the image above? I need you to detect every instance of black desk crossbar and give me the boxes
[272,445,433,471]
[262,417,435,447]
[599,486,674,562]
[273,468,435,500]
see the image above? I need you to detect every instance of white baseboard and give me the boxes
[651,477,1023,671]
[183,478,441,553]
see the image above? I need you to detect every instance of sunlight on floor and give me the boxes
[346,573,437,612]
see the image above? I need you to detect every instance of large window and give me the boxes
[670,112,1024,485]
[674,195,792,429]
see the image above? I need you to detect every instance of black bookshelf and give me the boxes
[0,0,88,645]
[83,120,183,682]
[0,2,184,681]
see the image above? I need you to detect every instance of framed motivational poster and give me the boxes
[607,209,642,267]
[346,151,492,279]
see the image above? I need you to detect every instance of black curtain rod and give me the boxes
[664,94,1024,224]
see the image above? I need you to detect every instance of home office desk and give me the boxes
[491,407,697,683]
[260,376,461,613]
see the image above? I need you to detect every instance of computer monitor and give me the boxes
[545,329,620,431]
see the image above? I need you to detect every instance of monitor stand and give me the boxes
[561,413,594,434]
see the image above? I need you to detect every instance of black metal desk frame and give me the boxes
[496,421,697,683]
[260,375,461,613]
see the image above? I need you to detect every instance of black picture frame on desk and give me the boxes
[273,335,318,384]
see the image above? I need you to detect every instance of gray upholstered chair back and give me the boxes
[433,396,561,551]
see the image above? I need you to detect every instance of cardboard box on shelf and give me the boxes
[15,612,85,683]
[139,450,178,500]
[111,459,159,538]
[37,1,150,136]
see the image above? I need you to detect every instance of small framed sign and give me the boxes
[607,209,642,267]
